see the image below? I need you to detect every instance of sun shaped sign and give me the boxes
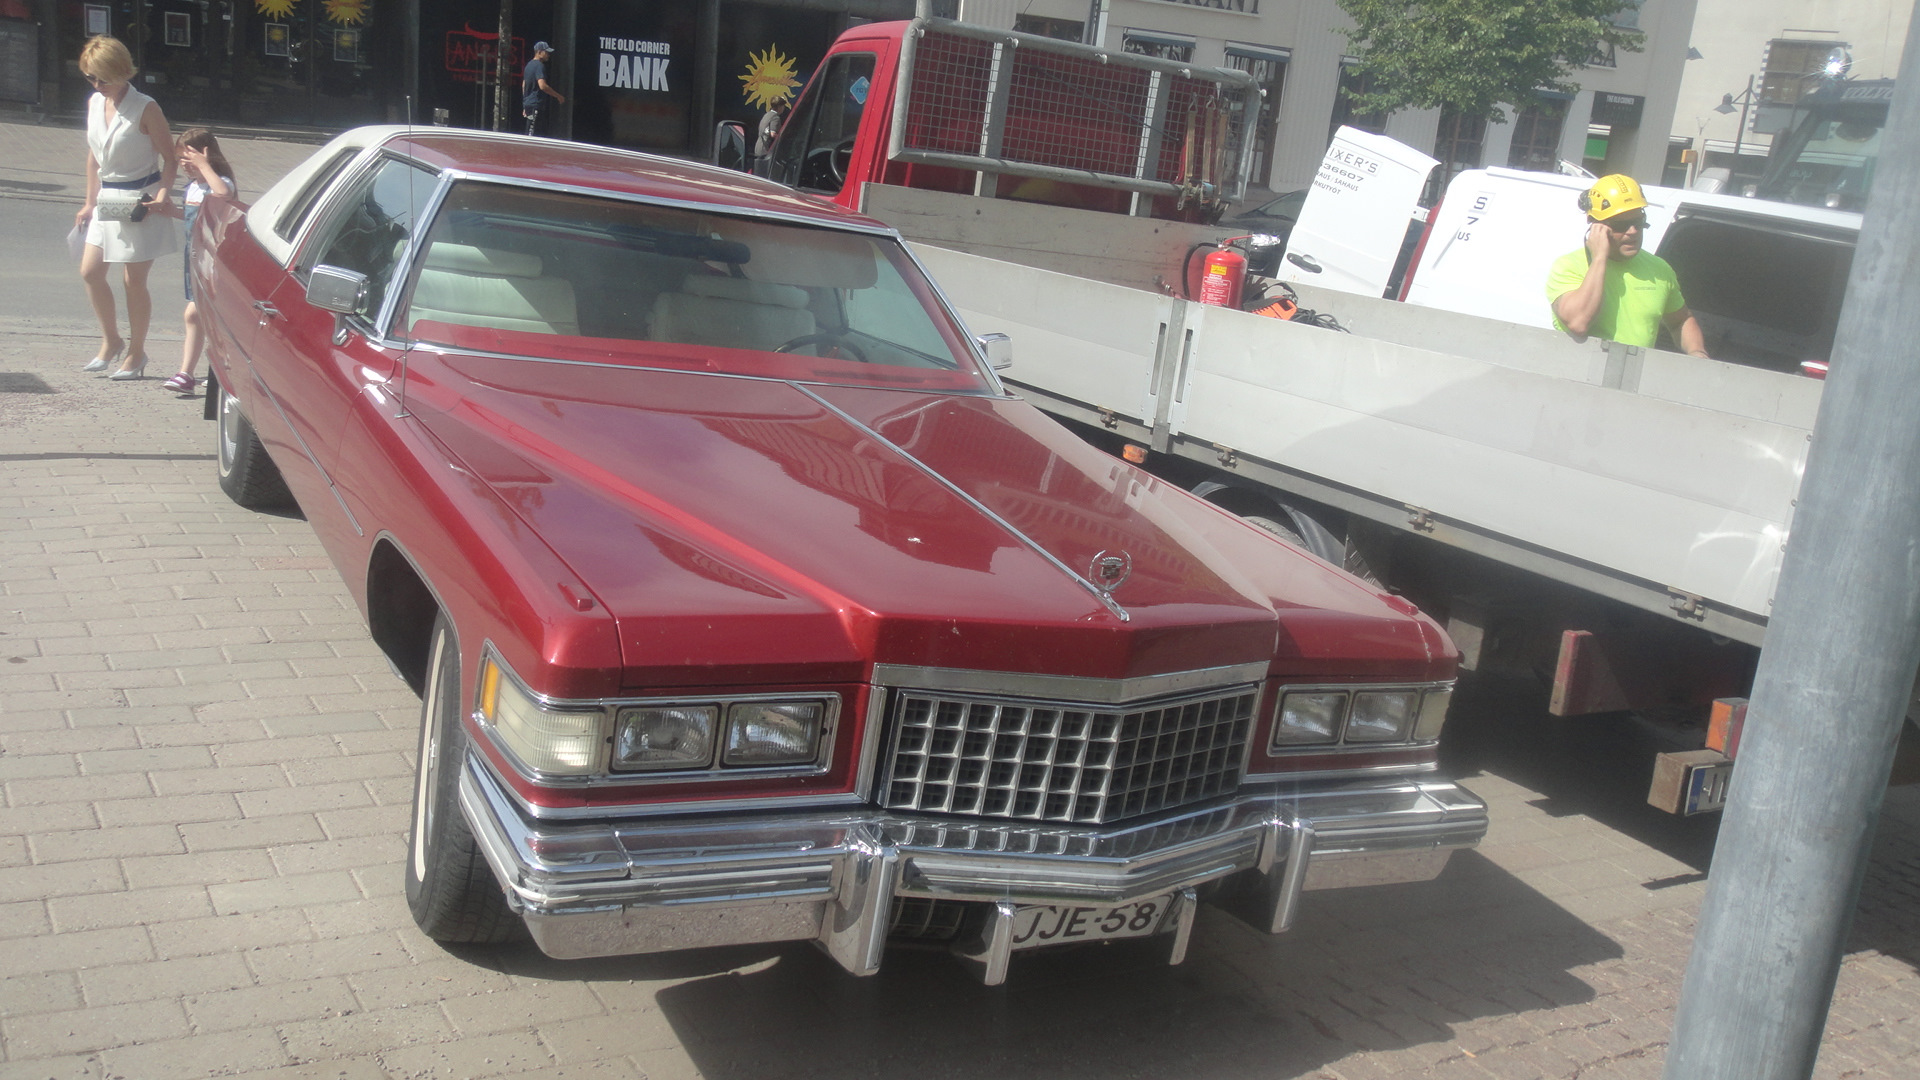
[323,0,367,25]
[255,0,295,19]
[739,46,798,110]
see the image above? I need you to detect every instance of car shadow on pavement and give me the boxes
[470,846,1623,1079]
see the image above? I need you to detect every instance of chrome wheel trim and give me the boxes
[217,387,243,477]
[411,625,448,884]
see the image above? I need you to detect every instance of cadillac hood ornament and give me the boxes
[1088,550,1133,596]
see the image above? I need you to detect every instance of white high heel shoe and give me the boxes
[83,344,123,373]
[107,354,149,381]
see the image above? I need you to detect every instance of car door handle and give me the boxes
[253,300,282,319]
[1285,253,1322,274]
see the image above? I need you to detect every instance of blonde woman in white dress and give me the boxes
[74,36,177,379]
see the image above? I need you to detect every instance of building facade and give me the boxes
[7,0,1695,202]
[1671,0,1909,186]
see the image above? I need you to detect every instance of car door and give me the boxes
[204,146,366,464]
[251,155,437,537]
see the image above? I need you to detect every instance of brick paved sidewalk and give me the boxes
[2,135,1918,1079]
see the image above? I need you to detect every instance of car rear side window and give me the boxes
[274,147,360,244]
[303,157,439,323]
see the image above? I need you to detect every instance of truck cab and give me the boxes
[749,19,1258,224]
[1753,78,1892,212]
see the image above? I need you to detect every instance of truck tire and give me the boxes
[1244,509,1344,566]
[406,614,521,944]
[215,382,295,509]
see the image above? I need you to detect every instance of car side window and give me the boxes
[303,157,438,321]
[768,52,876,194]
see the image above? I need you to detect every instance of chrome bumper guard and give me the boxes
[458,757,1485,984]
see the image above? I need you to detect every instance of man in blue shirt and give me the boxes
[522,42,564,137]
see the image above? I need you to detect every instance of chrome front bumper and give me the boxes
[458,757,1486,983]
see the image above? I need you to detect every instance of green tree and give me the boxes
[1337,0,1645,123]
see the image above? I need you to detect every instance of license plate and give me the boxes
[1009,895,1171,951]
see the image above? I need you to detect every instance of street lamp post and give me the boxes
[1715,75,1756,183]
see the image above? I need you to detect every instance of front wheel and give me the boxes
[406,613,521,943]
[215,380,294,509]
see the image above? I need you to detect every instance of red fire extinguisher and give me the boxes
[1197,245,1247,308]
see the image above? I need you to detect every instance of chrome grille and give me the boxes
[888,897,970,942]
[879,686,1258,824]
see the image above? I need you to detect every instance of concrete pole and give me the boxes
[1662,6,1920,1079]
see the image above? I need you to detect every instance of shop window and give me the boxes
[1426,106,1484,202]
[1227,46,1288,188]
[1123,32,1193,63]
[1762,39,1850,110]
[1014,15,1085,43]
[1507,101,1567,172]
[1329,62,1388,142]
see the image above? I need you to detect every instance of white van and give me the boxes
[1286,157,1863,374]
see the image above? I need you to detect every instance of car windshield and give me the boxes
[398,181,989,392]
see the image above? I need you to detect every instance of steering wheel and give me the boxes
[775,332,871,364]
[803,138,857,190]
[827,138,855,187]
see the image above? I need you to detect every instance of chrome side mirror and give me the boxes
[976,332,1013,371]
[307,264,369,315]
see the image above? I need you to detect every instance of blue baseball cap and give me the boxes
[533,41,552,54]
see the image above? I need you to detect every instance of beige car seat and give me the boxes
[409,244,580,336]
[647,274,816,351]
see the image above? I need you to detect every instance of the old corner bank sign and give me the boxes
[600,36,671,90]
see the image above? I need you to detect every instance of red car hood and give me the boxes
[407,354,1448,688]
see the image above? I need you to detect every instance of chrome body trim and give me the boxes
[870,662,1269,704]
[456,756,1486,975]
[1242,759,1441,783]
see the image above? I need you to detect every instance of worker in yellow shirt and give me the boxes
[1546,174,1709,358]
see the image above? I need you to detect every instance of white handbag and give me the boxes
[93,188,150,223]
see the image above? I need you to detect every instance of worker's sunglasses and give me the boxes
[1605,215,1648,233]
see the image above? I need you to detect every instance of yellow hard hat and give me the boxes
[1582,172,1643,220]
[1582,174,1648,220]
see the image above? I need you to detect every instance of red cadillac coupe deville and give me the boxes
[193,127,1485,983]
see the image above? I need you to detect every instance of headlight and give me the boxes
[479,658,603,775]
[1273,691,1345,745]
[1268,683,1455,752]
[612,706,716,770]
[1413,687,1451,742]
[1346,690,1419,742]
[723,701,826,766]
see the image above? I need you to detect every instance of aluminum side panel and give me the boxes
[912,245,1169,427]
[1176,303,1808,618]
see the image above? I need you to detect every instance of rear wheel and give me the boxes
[216,381,294,509]
[406,613,520,943]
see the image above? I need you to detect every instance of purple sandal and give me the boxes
[162,373,198,394]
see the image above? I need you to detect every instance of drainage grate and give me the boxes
[0,374,54,394]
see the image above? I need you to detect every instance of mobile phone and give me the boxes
[129,198,149,223]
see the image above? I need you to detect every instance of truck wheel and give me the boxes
[215,382,294,509]
[406,614,521,944]
[1244,509,1344,565]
